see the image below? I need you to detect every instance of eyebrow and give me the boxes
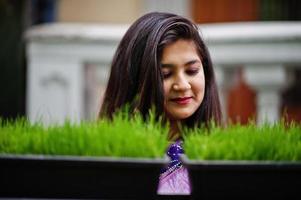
[161,59,201,68]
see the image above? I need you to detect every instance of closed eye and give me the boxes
[186,68,199,76]
[162,71,172,79]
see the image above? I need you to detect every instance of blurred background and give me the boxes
[1,0,301,125]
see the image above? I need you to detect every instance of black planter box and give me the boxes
[4,154,300,200]
[182,157,301,199]
[0,154,168,199]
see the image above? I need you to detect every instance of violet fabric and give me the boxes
[157,140,191,194]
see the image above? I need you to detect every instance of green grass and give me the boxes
[0,112,169,158]
[1,113,301,161]
[184,122,301,161]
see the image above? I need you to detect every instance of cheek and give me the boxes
[193,74,205,100]
[163,80,170,98]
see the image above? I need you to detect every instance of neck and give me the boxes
[168,120,181,141]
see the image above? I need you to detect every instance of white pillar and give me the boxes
[26,45,84,125]
[214,65,225,119]
[214,66,234,124]
[26,24,122,125]
[244,65,286,124]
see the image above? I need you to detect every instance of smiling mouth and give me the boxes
[171,97,192,105]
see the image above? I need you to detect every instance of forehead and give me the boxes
[161,39,200,63]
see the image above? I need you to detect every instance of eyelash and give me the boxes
[186,69,199,75]
[162,69,199,79]
[163,72,172,79]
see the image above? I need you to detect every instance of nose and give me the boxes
[172,75,191,91]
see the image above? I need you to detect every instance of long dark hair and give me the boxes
[99,12,221,128]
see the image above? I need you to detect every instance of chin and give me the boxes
[173,112,193,120]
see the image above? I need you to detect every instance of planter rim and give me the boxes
[180,155,301,166]
[0,153,168,164]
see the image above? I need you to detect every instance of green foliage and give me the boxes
[184,122,301,161]
[0,112,169,158]
[1,114,301,161]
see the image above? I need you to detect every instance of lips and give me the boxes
[171,97,192,105]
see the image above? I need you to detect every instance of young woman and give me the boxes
[99,12,221,194]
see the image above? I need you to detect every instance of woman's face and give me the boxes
[161,39,205,121]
